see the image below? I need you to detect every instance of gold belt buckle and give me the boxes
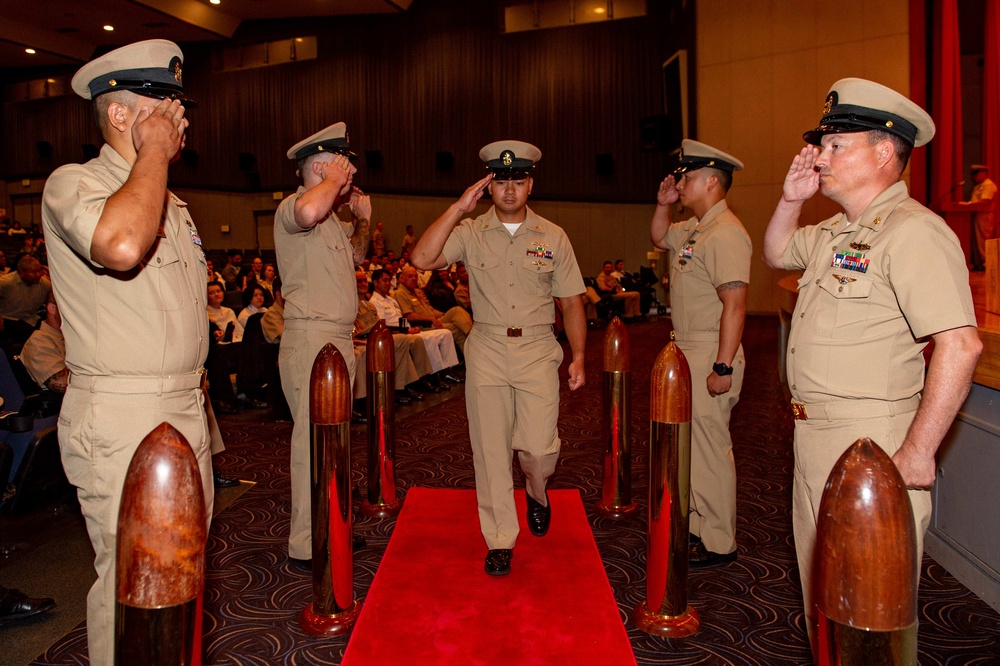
[507,327,522,338]
[791,401,808,420]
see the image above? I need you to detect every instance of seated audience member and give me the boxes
[20,292,68,393]
[0,256,52,351]
[0,251,10,276]
[206,281,244,413]
[393,265,472,353]
[259,263,277,296]
[611,259,628,280]
[596,260,642,320]
[371,268,462,386]
[238,285,268,328]
[221,250,242,290]
[453,263,472,315]
[207,258,223,283]
[425,267,459,312]
[353,271,436,404]
[6,221,26,237]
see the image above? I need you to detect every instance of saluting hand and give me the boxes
[455,174,493,214]
[349,187,372,220]
[656,175,679,206]
[132,98,187,163]
[782,145,821,203]
[319,154,356,195]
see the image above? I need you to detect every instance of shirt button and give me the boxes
[838,286,844,292]
[792,384,797,390]
[156,257,161,264]
[815,279,821,285]
[790,348,795,353]
[509,283,514,287]
[799,312,805,318]
[508,261,513,265]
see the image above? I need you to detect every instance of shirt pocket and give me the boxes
[813,272,874,339]
[141,239,185,312]
[522,256,555,296]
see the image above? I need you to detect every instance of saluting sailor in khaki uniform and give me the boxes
[274,122,370,562]
[763,78,982,644]
[412,141,587,576]
[41,40,211,666]
[650,139,751,568]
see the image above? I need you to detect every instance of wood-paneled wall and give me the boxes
[1,0,694,202]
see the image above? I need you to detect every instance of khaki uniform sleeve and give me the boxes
[781,224,827,272]
[442,221,470,267]
[886,217,977,339]
[41,165,107,265]
[260,303,284,343]
[550,231,585,298]
[704,223,752,287]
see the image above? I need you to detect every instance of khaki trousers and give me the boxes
[59,378,212,666]
[465,327,563,549]
[279,323,355,560]
[792,406,931,636]
[675,338,744,555]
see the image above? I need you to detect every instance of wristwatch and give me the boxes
[713,362,734,376]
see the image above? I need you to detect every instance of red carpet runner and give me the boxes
[341,487,636,665]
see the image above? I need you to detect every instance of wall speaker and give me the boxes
[36,141,53,161]
[365,150,383,169]
[238,152,257,172]
[596,153,614,177]
[435,151,455,171]
[641,115,680,152]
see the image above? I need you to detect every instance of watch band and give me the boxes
[713,362,734,376]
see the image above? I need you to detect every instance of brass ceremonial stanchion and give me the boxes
[361,321,402,518]
[632,333,700,637]
[115,423,207,666]
[814,438,918,665]
[299,344,362,635]
[596,317,638,518]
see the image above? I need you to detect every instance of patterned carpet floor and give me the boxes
[33,316,1000,664]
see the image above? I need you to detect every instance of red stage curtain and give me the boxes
[910,0,929,204]
[984,0,1000,185]
[931,0,965,210]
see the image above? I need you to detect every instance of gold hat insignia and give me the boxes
[823,92,835,115]
[502,150,513,166]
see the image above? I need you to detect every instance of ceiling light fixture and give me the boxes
[103,25,115,31]
[25,48,36,54]
[210,0,221,4]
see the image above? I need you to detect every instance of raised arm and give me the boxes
[90,98,187,271]
[412,175,492,270]
[892,325,982,489]
[292,154,355,230]
[763,146,820,268]
[650,175,679,249]
[348,188,372,265]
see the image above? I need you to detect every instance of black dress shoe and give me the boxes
[213,469,240,488]
[288,557,311,571]
[405,387,425,401]
[419,377,444,393]
[484,549,513,576]
[213,401,239,415]
[526,492,551,537]
[353,536,367,552]
[440,372,464,385]
[689,533,702,546]
[688,541,737,568]
[0,588,55,623]
[394,391,412,405]
[351,410,368,425]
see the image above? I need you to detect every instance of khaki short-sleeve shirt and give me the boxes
[781,181,976,404]
[659,199,752,336]
[41,144,208,376]
[441,206,585,327]
[273,186,358,325]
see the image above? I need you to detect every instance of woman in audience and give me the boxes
[238,285,268,328]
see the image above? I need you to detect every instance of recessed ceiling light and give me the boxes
[594,7,606,13]
[210,0,221,4]
[103,25,115,31]
[25,48,36,54]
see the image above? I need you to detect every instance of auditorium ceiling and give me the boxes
[0,0,414,71]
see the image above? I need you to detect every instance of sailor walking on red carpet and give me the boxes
[412,141,588,576]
